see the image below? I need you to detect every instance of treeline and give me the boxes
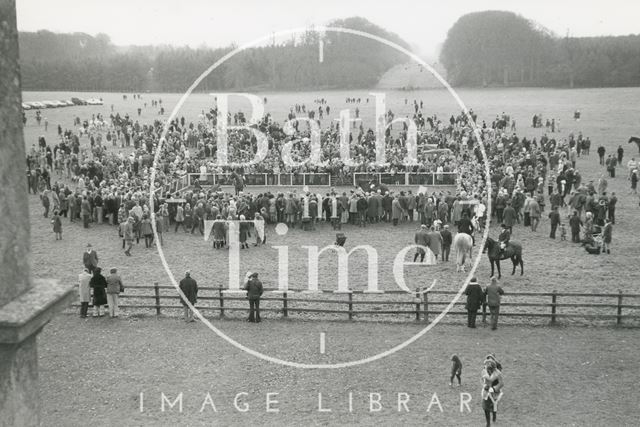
[18,17,409,92]
[440,10,640,88]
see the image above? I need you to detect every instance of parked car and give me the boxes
[70,97,87,106]
[22,103,31,110]
[86,98,104,105]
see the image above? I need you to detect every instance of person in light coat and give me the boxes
[78,268,92,318]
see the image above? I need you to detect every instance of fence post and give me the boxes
[551,290,557,324]
[283,292,288,318]
[423,290,429,322]
[218,288,225,318]
[415,288,421,321]
[153,282,161,316]
[617,290,623,325]
[348,293,353,320]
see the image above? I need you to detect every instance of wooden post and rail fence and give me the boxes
[72,283,640,326]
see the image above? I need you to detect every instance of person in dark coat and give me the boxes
[501,201,517,233]
[464,277,484,328]
[413,225,430,262]
[569,211,582,243]
[244,272,263,322]
[83,243,99,273]
[179,271,198,322]
[440,225,453,262]
[602,218,612,254]
[450,354,462,387]
[548,206,561,239]
[89,267,107,317]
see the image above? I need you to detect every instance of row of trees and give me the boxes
[19,17,409,92]
[440,10,640,87]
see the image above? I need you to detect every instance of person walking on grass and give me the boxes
[89,267,107,317]
[485,277,504,330]
[179,271,198,322]
[105,268,124,318]
[244,272,263,323]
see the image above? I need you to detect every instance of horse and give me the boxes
[484,238,524,279]
[453,232,473,272]
[629,136,640,154]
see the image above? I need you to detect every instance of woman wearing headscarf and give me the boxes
[89,267,108,317]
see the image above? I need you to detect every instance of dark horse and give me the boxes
[629,136,640,154]
[484,238,524,279]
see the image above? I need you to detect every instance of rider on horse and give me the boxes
[498,223,510,253]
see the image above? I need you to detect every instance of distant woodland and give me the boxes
[18,12,640,91]
[439,10,640,88]
[18,17,408,92]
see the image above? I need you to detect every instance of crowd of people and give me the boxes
[27,94,625,262]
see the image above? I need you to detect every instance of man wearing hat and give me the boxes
[82,243,99,273]
[464,277,484,328]
[244,272,263,323]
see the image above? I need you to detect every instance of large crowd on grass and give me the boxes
[28,98,631,257]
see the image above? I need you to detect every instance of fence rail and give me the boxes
[353,172,458,187]
[72,284,640,326]
[187,173,332,187]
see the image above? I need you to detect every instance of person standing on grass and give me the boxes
[51,210,62,240]
[89,267,108,317]
[78,268,92,318]
[602,218,612,254]
[413,225,430,262]
[569,210,582,243]
[123,217,134,256]
[105,268,124,318]
[140,214,153,248]
[449,355,462,387]
[81,195,91,228]
[154,213,163,247]
[485,277,504,330]
[244,272,263,323]
[548,206,561,239]
[528,194,541,232]
[83,243,98,273]
[174,203,185,232]
[440,225,453,262]
[464,277,484,328]
[179,271,198,322]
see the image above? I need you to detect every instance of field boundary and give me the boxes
[72,283,640,326]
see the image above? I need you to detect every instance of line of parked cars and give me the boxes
[22,97,103,110]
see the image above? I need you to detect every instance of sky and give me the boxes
[16,0,640,59]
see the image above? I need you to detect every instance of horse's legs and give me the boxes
[520,255,524,276]
[496,260,501,279]
[490,259,494,277]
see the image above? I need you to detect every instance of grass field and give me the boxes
[26,87,640,425]
[38,316,640,426]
